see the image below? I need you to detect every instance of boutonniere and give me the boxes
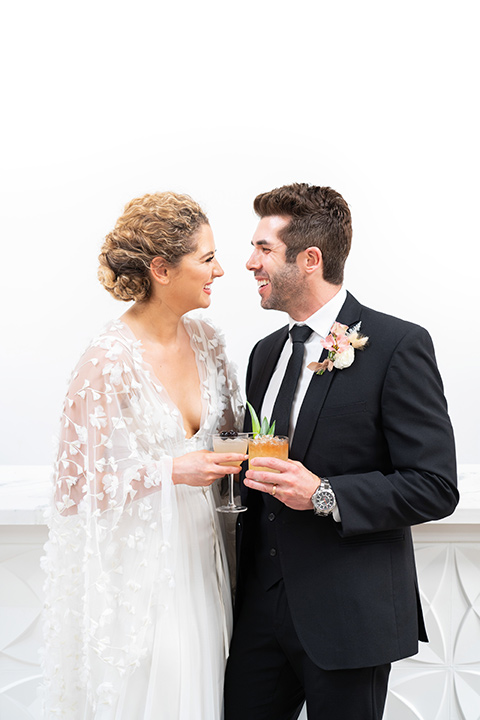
[308,321,369,375]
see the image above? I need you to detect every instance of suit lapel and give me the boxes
[290,347,334,461]
[247,326,289,418]
[245,293,363,503]
[290,292,363,463]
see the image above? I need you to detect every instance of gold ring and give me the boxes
[272,484,277,497]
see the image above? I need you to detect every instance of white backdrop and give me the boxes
[1,0,478,466]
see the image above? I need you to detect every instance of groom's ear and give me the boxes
[300,246,323,275]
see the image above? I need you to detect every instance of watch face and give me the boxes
[314,490,335,513]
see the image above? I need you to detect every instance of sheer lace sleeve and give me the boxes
[42,329,178,716]
[54,338,171,515]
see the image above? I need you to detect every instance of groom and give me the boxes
[224,183,458,719]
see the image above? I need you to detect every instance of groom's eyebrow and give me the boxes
[251,239,272,247]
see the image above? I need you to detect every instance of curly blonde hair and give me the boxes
[98,192,209,302]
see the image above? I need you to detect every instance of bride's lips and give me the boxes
[203,282,213,295]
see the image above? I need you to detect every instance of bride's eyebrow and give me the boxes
[199,250,216,260]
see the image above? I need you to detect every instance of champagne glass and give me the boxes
[212,432,249,513]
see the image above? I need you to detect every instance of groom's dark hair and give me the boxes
[253,183,352,285]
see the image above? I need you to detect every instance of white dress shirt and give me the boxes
[260,286,347,437]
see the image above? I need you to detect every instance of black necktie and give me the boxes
[270,324,313,437]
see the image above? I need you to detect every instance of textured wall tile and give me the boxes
[385,542,480,720]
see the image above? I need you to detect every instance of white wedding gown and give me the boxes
[41,316,243,719]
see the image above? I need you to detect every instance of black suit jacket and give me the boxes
[237,292,458,670]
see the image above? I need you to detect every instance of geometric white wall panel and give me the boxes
[0,529,47,720]
[385,542,480,720]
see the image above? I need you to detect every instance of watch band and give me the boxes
[311,477,336,516]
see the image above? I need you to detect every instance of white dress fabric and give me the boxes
[41,316,243,719]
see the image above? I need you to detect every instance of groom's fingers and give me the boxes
[243,474,279,492]
[245,461,320,510]
[248,457,291,472]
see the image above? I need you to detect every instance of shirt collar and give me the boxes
[288,286,348,339]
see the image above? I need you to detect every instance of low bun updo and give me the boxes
[98,192,209,302]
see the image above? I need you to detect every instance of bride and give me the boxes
[41,192,245,719]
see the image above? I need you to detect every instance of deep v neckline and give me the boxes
[117,318,207,440]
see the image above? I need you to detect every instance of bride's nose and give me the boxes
[213,258,224,278]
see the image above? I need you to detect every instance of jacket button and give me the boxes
[268,513,276,521]
[269,548,277,557]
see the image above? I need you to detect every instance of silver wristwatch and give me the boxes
[311,478,336,516]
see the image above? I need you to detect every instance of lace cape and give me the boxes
[41,316,243,718]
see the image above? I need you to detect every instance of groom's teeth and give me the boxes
[257,280,269,287]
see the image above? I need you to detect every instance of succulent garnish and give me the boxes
[246,401,276,438]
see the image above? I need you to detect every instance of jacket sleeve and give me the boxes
[330,324,459,536]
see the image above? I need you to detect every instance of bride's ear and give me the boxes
[150,257,171,285]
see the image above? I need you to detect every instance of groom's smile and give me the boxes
[247,216,305,313]
[256,276,270,293]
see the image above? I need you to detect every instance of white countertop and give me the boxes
[0,466,52,525]
[0,464,478,526]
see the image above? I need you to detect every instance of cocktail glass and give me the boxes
[212,432,249,513]
[248,435,289,472]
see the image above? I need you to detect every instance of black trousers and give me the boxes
[224,572,391,720]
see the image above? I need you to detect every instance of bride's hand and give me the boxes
[172,451,247,487]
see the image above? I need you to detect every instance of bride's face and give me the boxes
[170,224,224,312]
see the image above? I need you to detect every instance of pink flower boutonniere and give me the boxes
[308,321,369,375]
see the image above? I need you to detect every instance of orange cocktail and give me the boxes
[248,435,289,472]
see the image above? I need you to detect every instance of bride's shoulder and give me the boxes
[184,313,226,349]
[68,320,143,390]
[79,320,139,360]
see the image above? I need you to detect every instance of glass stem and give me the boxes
[228,474,235,507]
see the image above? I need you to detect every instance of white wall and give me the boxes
[1,0,478,465]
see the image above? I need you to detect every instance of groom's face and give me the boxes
[246,216,304,313]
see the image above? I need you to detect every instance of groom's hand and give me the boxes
[244,458,320,511]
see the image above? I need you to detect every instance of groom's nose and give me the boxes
[246,249,260,271]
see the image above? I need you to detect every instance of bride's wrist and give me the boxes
[171,458,180,485]
[171,457,187,485]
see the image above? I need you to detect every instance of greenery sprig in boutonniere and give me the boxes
[246,401,276,437]
[308,321,368,376]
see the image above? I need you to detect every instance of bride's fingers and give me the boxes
[211,453,247,466]
[214,465,243,475]
[215,461,246,475]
